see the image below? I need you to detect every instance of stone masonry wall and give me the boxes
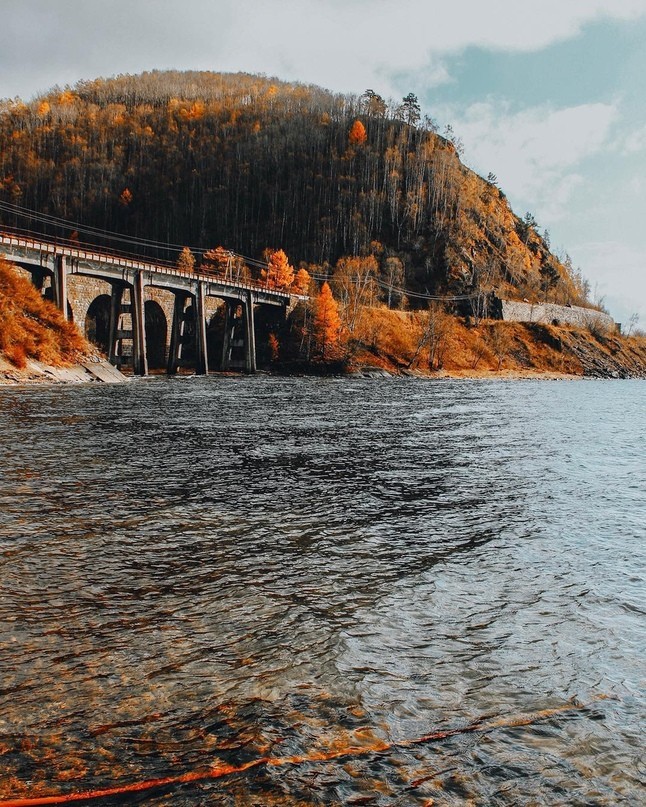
[67,276,222,358]
[500,299,616,332]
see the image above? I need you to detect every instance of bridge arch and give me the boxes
[144,300,168,370]
[85,294,111,353]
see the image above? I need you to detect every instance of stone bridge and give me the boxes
[0,230,298,375]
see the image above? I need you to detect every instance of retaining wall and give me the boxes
[499,299,616,331]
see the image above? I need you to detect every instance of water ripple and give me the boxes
[0,377,644,804]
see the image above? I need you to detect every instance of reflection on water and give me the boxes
[0,377,644,804]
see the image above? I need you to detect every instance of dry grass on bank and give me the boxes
[344,305,646,377]
[0,259,88,368]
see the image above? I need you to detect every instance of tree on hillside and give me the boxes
[360,89,387,117]
[202,246,234,277]
[263,249,294,290]
[348,119,367,146]
[408,302,452,370]
[292,266,311,295]
[332,255,379,332]
[521,212,538,245]
[177,246,196,272]
[397,93,421,126]
[382,255,405,308]
[313,282,342,359]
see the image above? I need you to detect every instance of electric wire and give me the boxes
[0,200,477,301]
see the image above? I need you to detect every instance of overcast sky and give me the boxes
[1,0,645,324]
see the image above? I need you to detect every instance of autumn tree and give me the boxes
[202,246,232,277]
[263,249,294,289]
[348,119,367,146]
[313,282,342,359]
[408,302,453,370]
[177,246,196,272]
[381,256,405,308]
[268,333,280,361]
[292,266,311,295]
[486,324,513,370]
[359,89,387,117]
[119,187,133,206]
[332,255,379,332]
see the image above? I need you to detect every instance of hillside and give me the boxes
[0,258,88,371]
[0,71,589,307]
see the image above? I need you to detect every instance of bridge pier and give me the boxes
[132,271,148,377]
[53,256,69,320]
[168,292,191,375]
[244,290,256,373]
[108,284,128,369]
[221,295,256,373]
[195,282,209,376]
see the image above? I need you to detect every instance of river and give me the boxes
[0,377,644,805]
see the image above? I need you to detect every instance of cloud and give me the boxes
[2,0,646,99]
[441,101,618,220]
[623,124,646,153]
[571,241,646,323]
[196,0,646,97]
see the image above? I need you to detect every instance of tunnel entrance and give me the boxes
[85,295,111,354]
[144,301,168,371]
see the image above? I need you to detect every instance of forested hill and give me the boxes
[0,70,588,306]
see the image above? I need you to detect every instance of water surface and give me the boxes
[0,377,644,804]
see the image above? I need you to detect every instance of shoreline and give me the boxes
[0,356,127,386]
[2,358,641,387]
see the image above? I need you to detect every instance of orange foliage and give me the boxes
[268,333,280,361]
[176,246,196,272]
[58,90,77,106]
[202,246,231,276]
[0,259,88,367]
[179,101,205,120]
[118,187,133,207]
[348,119,367,146]
[263,249,294,290]
[313,282,342,359]
[292,267,311,295]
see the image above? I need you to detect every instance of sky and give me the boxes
[1,0,645,325]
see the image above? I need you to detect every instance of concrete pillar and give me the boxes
[54,255,69,319]
[221,300,235,371]
[108,284,124,367]
[168,293,182,375]
[168,292,189,375]
[132,271,148,377]
[244,291,256,373]
[195,281,209,375]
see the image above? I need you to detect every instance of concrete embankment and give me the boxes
[0,357,127,385]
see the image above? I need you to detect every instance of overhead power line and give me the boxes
[0,200,477,302]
